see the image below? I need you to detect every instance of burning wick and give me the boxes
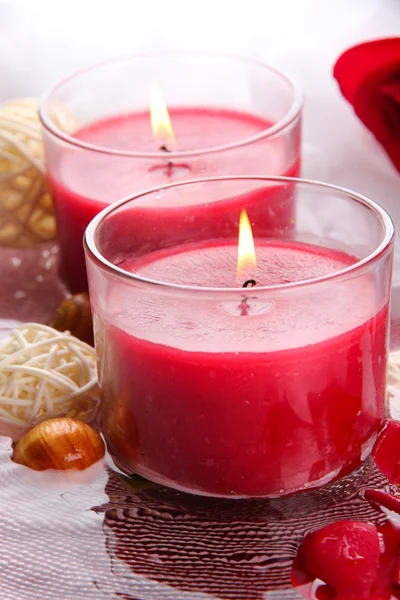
[237,210,256,280]
[240,285,256,316]
[242,279,257,288]
[150,83,175,175]
[240,281,257,316]
[237,210,257,315]
[159,144,173,172]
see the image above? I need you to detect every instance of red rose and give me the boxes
[333,38,400,172]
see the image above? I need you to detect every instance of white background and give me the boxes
[0,0,399,272]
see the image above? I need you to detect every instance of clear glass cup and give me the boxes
[84,176,393,498]
[39,52,302,293]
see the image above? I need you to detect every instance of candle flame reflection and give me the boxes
[237,210,257,281]
[150,83,175,149]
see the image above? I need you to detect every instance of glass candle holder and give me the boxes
[39,52,302,293]
[84,176,393,499]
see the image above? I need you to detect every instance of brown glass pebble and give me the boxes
[49,293,94,345]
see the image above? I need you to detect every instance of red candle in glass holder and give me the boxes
[104,239,387,498]
[40,53,303,293]
[49,106,298,292]
[85,177,393,498]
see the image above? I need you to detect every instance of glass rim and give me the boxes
[39,50,303,159]
[84,175,394,295]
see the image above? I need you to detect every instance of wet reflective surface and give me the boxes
[0,242,399,598]
[0,436,397,600]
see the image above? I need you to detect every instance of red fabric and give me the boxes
[333,38,400,172]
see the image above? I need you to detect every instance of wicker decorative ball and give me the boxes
[0,323,99,429]
[388,350,400,398]
[0,98,56,247]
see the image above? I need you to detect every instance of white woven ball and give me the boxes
[0,323,99,429]
[0,98,56,247]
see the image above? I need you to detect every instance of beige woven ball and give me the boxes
[0,323,99,430]
[0,98,56,247]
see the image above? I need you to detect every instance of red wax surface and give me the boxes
[46,108,300,292]
[95,240,388,497]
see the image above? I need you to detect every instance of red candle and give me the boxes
[86,176,392,498]
[97,239,387,497]
[46,107,300,292]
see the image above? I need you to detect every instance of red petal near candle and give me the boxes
[394,556,400,587]
[333,38,400,172]
[365,488,400,515]
[292,520,381,598]
[362,490,400,598]
[372,421,400,483]
[291,554,334,599]
[373,520,400,599]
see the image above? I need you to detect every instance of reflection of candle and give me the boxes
[45,87,300,293]
[94,210,387,498]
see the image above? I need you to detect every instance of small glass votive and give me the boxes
[39,52,302,293]
[84,176,393,498]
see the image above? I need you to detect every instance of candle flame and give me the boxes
[237,210,257,281]
[150,82,175,148]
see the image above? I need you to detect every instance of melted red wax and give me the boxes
[291,421,400,599]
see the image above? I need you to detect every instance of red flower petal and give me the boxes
[293,520,381,597]
[334,38,400,172]
[374,520,400,599]
[372,420,400,483]
[334,39,400,103]
[365,488,400,515]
